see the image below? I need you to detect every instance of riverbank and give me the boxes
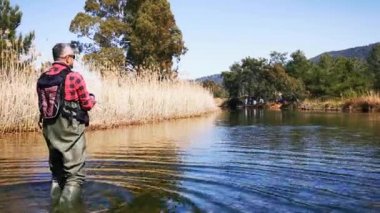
[0,64,218,134]
[219,93,380,113]
[298,94,380,112]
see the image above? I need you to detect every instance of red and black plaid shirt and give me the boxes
[43,62,96,111]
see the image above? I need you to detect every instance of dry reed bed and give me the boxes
[87,72,218,129]
[299,98,343,111]
[342,93,380,112]
[298,93,380,112]
[0,64,217,134]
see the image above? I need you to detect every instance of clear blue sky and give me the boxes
[11,0,380,78]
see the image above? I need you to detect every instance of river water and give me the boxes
[0,110,379,212]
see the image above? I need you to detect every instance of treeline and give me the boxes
[221,46,380,101]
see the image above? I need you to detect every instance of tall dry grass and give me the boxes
[299,92,380,112]
[85,70,218,129]
[0,55,217,134]
[299,98,344,111]
[0,56,39,133]
[343,92,380,112]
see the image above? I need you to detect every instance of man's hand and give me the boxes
[89,93,96,105]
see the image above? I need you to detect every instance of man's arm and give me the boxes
[74,74,96,111]
[36,85,43,128]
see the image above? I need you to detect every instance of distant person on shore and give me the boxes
[248,97,253,105]
[36,43,96,211]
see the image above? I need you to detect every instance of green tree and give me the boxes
[222,64,242,98]
[70,0,186,77]
[330,57,371,97]
[303,54,372,98]
[286,50,312,80]
[70,0,129,71]
[126,0,186,77]
[239,57,274,99]
[269,51,288,66]
[0,0,34,67]
[305,54,333,97]
[222,57,305,101]
[368,44,380,90]
[271,63,306,100]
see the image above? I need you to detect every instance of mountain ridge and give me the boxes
[309,42,379,62]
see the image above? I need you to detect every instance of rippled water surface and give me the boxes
[0,110,380,212]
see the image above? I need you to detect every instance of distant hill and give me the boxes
[310,42,379,62]
[197,42,380,83]
[196,74,223,85]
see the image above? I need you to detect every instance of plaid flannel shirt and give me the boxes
[44,62,95,111]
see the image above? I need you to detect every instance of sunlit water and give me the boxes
[0,110,379,212]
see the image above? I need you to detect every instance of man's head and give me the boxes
[52,43,75,68]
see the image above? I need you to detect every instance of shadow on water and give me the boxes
[0,111,380,212]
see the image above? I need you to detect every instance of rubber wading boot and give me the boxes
[58,183,84,213]
[50,180,62,212]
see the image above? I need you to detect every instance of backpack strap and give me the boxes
[59,68,71,103]
[57,69,71,117]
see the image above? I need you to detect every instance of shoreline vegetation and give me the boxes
[298,94,380,112]
[0,60,218,134]
[219,93,380,113]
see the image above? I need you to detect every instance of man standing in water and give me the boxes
[37,43,96,211]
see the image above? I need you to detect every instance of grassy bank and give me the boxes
[219,93,380,112]
[298,98,343,111]
[342,92,380,112]
[0,62,217,134]
[298,93,380,112]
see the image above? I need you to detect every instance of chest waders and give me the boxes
[37,70,87,212]
[43,109,86,212]
[42,101,87,187]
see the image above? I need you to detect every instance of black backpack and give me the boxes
[37,69,70,121]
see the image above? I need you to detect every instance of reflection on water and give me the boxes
[0,110,380,212]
